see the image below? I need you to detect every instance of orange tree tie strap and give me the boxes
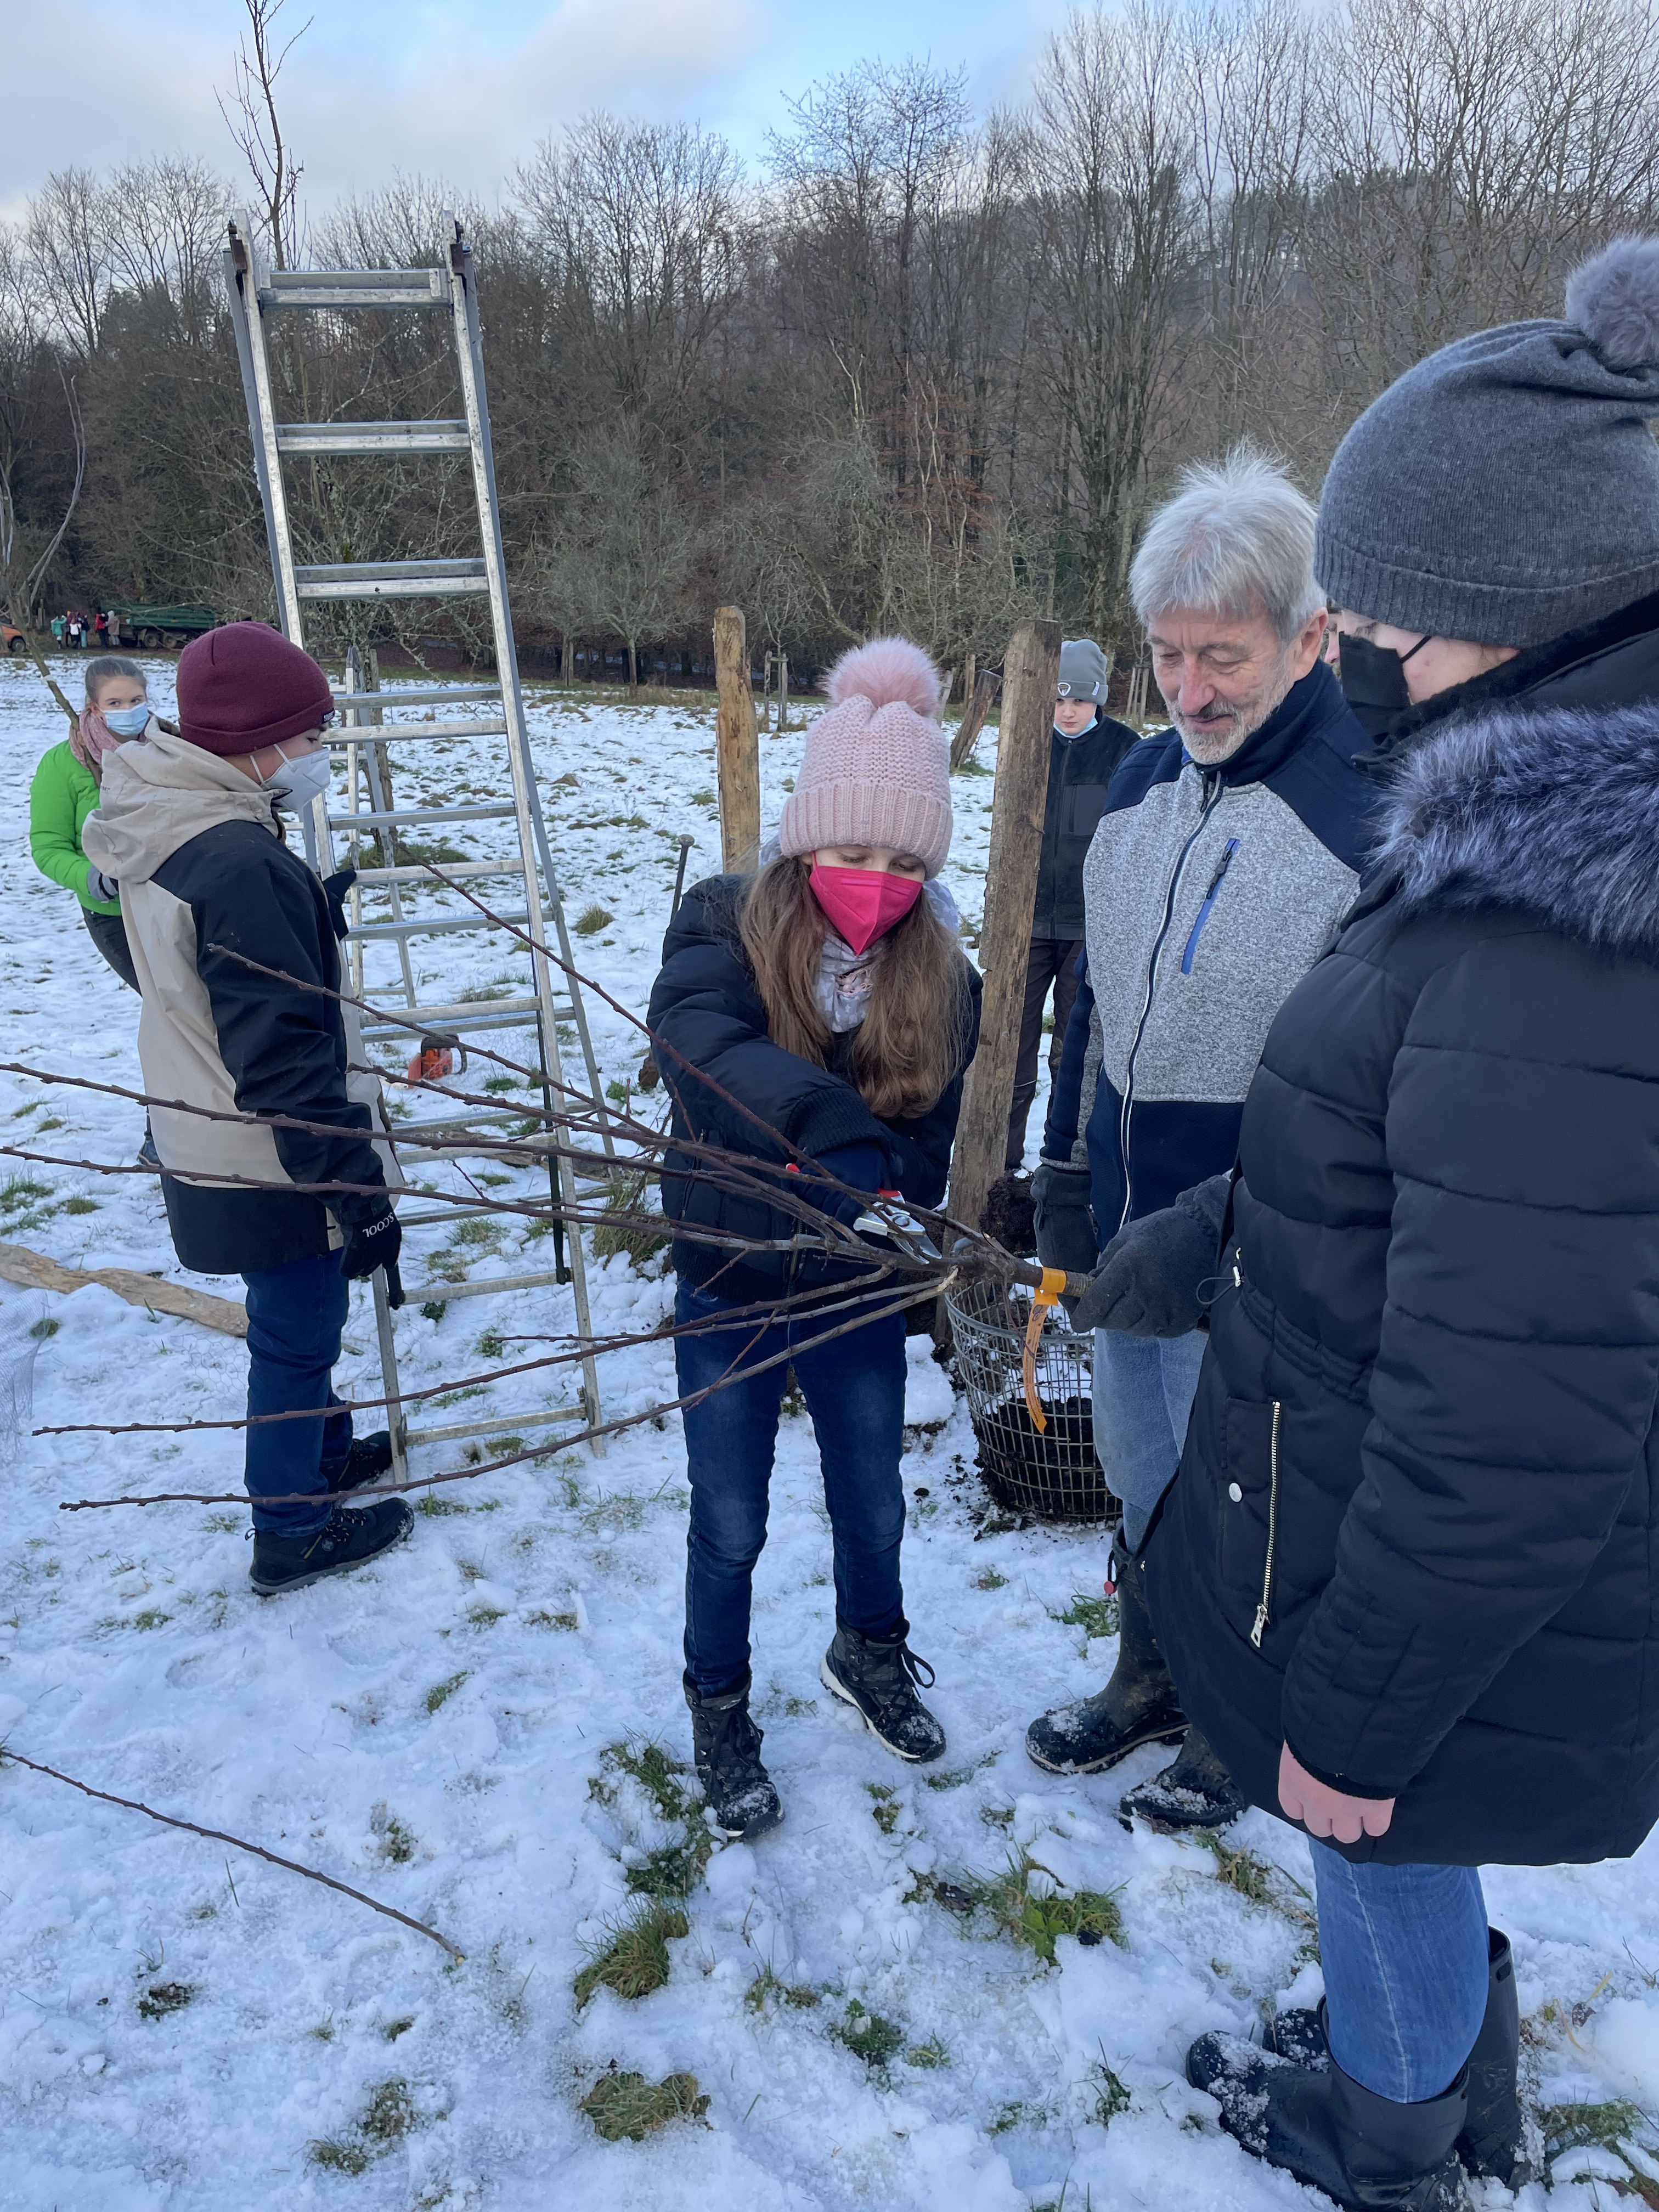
[1022,1266,1066,1433]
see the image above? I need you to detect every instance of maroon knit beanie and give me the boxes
[175,623,334,755]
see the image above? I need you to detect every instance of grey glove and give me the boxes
[1031,1159,1099,1280]
[1070,1172,1233,1337]
[86,867,119,902]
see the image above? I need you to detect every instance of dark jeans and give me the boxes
[242,1250,353,1536]
[82,906,139,992]
[1006,935,1085,1170]
[674,1275,908,1696]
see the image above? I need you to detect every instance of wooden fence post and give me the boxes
[714,605,760,872]
[949,664,1003,772]
[946,617,1062,1234]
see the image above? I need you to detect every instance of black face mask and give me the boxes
[1336,630,1430,737]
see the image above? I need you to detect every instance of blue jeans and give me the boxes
[674,1276,908,1696]
[242,1251,353,1537]
[1311,1845,1489,2102]
[1092,1327,1207,1549]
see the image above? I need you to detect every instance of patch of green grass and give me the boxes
[973,1567,1008,1590]
[830,1999,904,2068]
[372,1805,417,1863]
[690,788,715,806]
[308,2078,419,2172]
[906,2036,950,2069]
[1542,2098,1648,2162]
[417,1493,469,1517]
[382,2016,415,2041]
[972,1854,1126,1963]
[1,1175,53,1211]
[476,1328,506,1359]
[989,2098,1056,2134]
[579,2068,708,2142]
[481,1073,520,1093]
[29,1316,60,1340]
[424,1671,469,1714]
[574,904,614,936]
[63,1195,100,1214]
[744,1966,820,2013]
[451,1218,503,1249]
[591,1166,671,1265]
[1193,1831,1318,1931]
[467,1604,507,1628]
[573,1899,689,2007]
[131,1609,171,1631]
[420,1298,448,1322]
[866,1782,901,1836]
[1092,2058,1132,2124]
[1053,1589,1118,1638]
[137,1980,195,2020]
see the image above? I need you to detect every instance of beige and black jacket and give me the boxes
[84,727,397,1276]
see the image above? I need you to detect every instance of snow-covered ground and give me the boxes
[2,653,1655,2211]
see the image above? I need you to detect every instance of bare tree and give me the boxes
[218,0,312,268]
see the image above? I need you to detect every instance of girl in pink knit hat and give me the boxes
[646,636,981,1841]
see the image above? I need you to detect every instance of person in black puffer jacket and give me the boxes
[1143,240,1659,2211]
[648,637,980,1843]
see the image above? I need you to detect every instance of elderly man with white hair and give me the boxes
[1025,448,1378,1829]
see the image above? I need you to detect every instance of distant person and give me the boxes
[1000,639,1138,1189]
[50,614,66,647]
[82,622,412,1599]
[28,656,156,992]
[94,611,110,648]
[648,636,981,1841]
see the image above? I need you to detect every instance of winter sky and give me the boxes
[4,0,1072,222]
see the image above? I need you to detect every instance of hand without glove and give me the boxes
[337,1199,402,1283]
[1031,1159,1099,1280]
[86,867,120,903]
[1070,1199,1219,1337]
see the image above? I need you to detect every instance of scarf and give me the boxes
[71,706,134,783]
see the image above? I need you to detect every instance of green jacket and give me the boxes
[29,741,122,914]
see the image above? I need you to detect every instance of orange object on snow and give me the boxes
[408,1038,454,1083]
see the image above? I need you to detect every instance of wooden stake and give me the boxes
[777,651,789,734]
[713,606,760,872]
[946,618,1062,1232]
[949,665,1003,773]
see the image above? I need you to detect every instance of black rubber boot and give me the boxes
[1267,1930,1536,2188]
[249,1498,413,1595]
[685,1676,782,1841]
[325,1430,393,1494]
[1187,2032,1469,2211]
[1119,1722,1246,1832]
[1026,1531,1186,1774]
[821,1622,946,1762]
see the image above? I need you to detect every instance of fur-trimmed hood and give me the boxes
[1374,693,1659,955]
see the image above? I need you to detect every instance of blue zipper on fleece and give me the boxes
[1179,837,1240,975]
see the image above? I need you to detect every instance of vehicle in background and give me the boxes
[106,604,219,650]
[3,623,27,653]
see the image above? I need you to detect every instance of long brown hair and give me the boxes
[740,856,974,1121]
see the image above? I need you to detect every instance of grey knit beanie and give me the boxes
[1316,237,1659,647]
[1057,637,1109,701]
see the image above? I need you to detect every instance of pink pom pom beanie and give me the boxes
[777,637,953,878]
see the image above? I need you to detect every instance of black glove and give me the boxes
[337,1198,402,1283]
[1070,1178,1229,1337]
[809,1140,887,1229]
[1031,1159,1099,1280]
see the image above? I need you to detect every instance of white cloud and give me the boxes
[1,0,768,224]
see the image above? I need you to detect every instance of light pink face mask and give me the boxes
[808,862,923,954]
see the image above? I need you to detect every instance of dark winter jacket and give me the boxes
[82,727,397,1277]
[1031,712,1139,940]
[648,876,981,1306]
[1043,661,1377,1248]
[1149,591,1659,1867]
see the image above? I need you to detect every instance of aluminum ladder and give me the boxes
[221,210,611,1476]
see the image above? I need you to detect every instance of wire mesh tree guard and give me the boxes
[946,1278,1118,1526]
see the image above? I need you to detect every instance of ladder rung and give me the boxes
[365,994,560,1029]
[351,910,535,941]
[297,558,487,600]
[405,1402,586,1446]
[331,718,509,743]
[407,1269,578,1307]
[276,419,470,455]
[353,860,526,884]
[330,686,503,712]
[262,270,449,309]
[327,803,513,826]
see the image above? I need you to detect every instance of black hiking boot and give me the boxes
[685,1676,782,1841]
[1119,1723,1246,1832]
[821,1622,946,1762]
[1026,1532,1186,1774]
[324,1430,394,1494]
[1269,1933,1538,2189]
[249,1498,414,1596]
[1187,2032,1469,2211]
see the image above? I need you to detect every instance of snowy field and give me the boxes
[2,651,1656,2211]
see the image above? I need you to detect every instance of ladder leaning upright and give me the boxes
[221,210,611,1476]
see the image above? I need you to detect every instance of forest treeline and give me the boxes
[2,0,1656,694]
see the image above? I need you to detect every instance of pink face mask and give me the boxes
[808,862,923,954]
